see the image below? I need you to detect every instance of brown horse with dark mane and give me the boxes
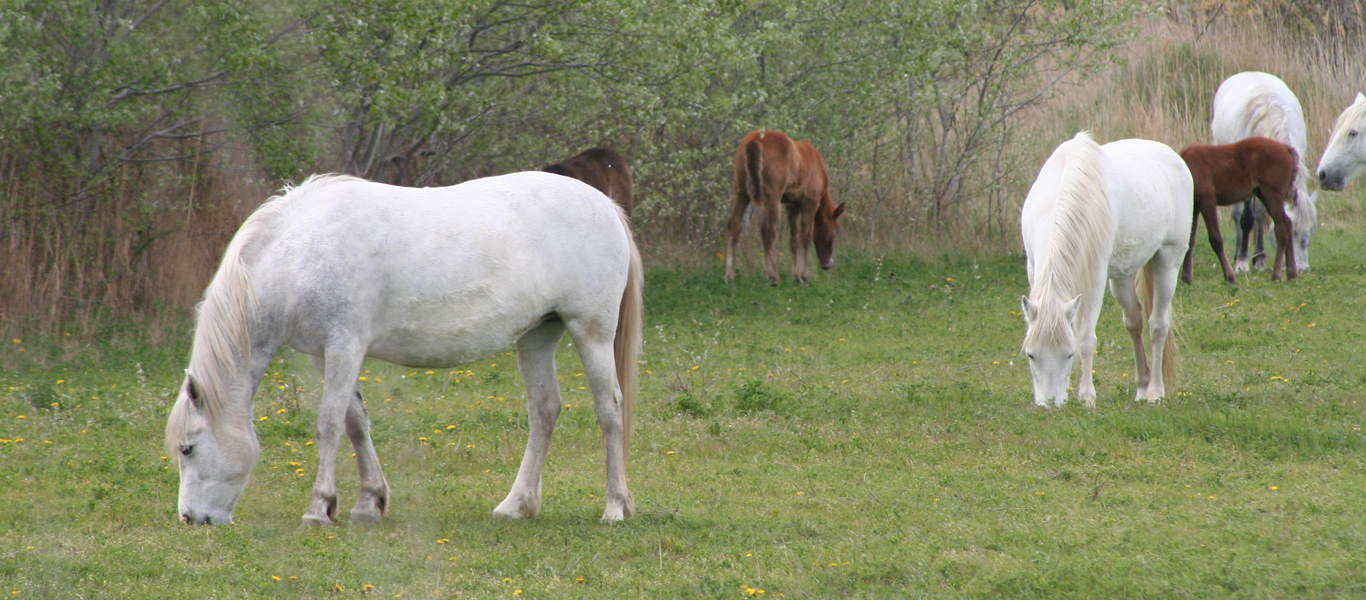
[543,148,634,217]
[1180,136,1300,283]
[725,129,846,286]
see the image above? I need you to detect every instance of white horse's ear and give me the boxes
[184,371,204,411]
[1062,296,1082,325]
[1356,92,1365,104]
[1020,296,1037,322]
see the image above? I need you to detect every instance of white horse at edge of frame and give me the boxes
[1317,92,1366,192]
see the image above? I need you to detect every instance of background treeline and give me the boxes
[0,0,1362,335]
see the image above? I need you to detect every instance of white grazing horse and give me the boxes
[1021,132,1192,408]
[165,172,643,525]
[1211,71,1317,273]
[1317,92,1366,191]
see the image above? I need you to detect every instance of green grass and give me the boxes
[4,202,1366,598]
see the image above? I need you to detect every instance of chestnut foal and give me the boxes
[1180,136,1301,283]
[724,129,845,286]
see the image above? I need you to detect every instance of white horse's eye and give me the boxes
[1351,129,1359,138]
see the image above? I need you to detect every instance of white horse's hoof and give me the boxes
[1234,260,1250,274]
[301,513,332,526]
[600,493,635,523]
[301,495,337,525]
[349,508,383,523]
[492,495,540,520]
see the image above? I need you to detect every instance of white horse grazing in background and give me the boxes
[166,172,643,525]
[1211,71,1317,273]
[1021,132,1193,408]
[1317,92,1366,191]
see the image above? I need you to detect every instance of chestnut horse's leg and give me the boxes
[1262,193,1298,281]
[1181,206,1199,284]
[725,187,750,282]
[786,200,814,286]
[1250,200,1268,272]
[759,193,782,286]
[1198,196,1236,284]
[1232,200,1251,273]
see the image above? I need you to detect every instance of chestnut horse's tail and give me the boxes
[1137,263,1179,391]
[614,209,643,459]
[744,138,763,204]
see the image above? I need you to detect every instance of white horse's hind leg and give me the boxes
[1108,274,1150,402]
[303,345,365,525]
[345,390,389,522]
[569,321,634,522]
[494,320,567,520]
[1143,262,1181,402]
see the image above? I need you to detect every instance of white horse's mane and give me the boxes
[1025,132,1113,348]
[1328,97,1366,144]
[168,174,364,447]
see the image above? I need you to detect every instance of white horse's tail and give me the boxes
[614,212,643,459]
[1136,263,1179,391]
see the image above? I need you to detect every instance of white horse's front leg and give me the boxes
[345,390,389,522]
[303,347,364,525]
[495,321,566,520]
[1075,283,1106,409]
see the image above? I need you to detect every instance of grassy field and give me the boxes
[4,193,1366,598]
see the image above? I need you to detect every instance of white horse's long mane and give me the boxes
[168,175,363,445]
[1026,132,1113,347]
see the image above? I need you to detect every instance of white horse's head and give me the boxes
[166,373,260,525]
[1020,294,1080,407]
[1317,92,1366,191]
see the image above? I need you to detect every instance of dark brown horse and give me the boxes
[543,148,634,216]
[1180,136,1300,283]
[724,129,846,286]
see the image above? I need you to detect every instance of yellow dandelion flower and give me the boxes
[271,575,281,582]
[260,416,269,421]
[1270,486,1278,491]
[358,376,367,381]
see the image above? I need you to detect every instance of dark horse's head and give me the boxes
[813,199,848,270]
